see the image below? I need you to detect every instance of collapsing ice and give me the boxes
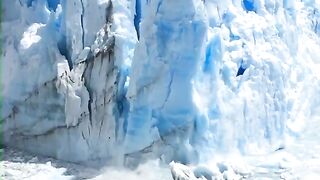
[1,0,320,169]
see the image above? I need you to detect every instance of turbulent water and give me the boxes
[1,0,320,179]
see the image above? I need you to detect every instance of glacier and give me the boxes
[1,0,320,178]
[1,0,137,164]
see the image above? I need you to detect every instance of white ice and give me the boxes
[1,0,320,179]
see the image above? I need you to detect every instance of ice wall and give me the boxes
[124,0,207,164]
[1,0,136,164]
[193,0,320,158]
[1,0,320,167]
[125,0,320,164]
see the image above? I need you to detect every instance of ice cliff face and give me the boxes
[1,0,136,164]
[1,0,320,166]
[124,1,207,164]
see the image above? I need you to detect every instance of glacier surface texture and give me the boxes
[1,0,320,169]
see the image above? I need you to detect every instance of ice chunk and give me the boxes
[125,0,208,161]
